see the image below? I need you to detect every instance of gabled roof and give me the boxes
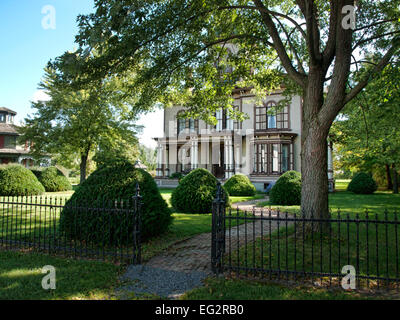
[0,123,19,135]
[0,107,17,115]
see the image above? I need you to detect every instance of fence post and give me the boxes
[211,182,226,274]
[132,183,142,264]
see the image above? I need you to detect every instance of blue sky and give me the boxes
[0,0,162,148]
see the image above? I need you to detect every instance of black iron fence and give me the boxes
[0,186,142,264]
[212,184,400,291]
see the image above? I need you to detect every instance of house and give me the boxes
[0,107,50,168]
[153,92,334,192]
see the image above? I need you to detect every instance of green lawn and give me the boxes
[0,250,122,300]
[158,187,266,206]
[181,278,381,300]
[260,190,400,215]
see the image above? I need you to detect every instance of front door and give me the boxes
[212,144,225,179]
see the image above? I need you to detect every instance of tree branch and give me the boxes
[252,0,307,87]
[344,41,400,105]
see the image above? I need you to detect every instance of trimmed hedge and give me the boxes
[171,168,229,213]
[0,165,45,196]
[269,170,302,205]
[224,174,256,196]
[31,166,72,192]
[347,172,378,194]
[59,160,172,243]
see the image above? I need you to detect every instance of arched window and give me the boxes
[177,111,198,135]
[255,101,289,131]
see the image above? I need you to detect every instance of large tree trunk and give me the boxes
[393,164,399,194]
[80,154,88,185]
[300,72,331,224]
[386,164,393,190]
[301,123,330,221]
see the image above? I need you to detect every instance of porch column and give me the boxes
[328,140,334,192]
[164,146,169,177]
[224,136,234,180]
[156,142,163,177]
[191,138,199,170]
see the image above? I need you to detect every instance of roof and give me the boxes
[0,123,19,135]
[0,107,17,115]
[134,160,147,169]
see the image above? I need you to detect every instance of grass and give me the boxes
[181,278,382,300]
[223,182,400,290]
[0,250,122,300]
[159,188,266,206]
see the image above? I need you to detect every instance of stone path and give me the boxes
[117,196,289,299]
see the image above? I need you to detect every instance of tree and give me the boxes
[332,57,400,193]
[55,1,400,220]
[20,66,140,184]
[138,144,157,171]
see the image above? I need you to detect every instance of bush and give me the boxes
[224,174,256,196]
[59,160,172,243]
[269,171,301,205]
[31,166,72,192]
[171,168,229,213]
[347,172,378,194]
[169,172,184,180]
[0,165,45,196]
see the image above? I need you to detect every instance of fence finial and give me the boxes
[135,183,141,197]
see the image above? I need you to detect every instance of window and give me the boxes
[253,143,293,175]
[255,101,289,130]
[177,111,198,135]
[215,107,238,131]
[0,113,5,123]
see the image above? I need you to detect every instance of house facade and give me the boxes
[0,107,50,168]
[154,90,334,192]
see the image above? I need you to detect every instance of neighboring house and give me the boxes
[154,89,335,192]
[0,107,50,168]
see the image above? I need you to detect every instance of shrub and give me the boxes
[31,166,72,192]
[169,172,184,180]
[59,160,172,243]
[269,170,301,205]
[224,174,256,196]
[347,172,378,194]
[0,165,45,196]
[170,168,229,213]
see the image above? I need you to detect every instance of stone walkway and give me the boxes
[117,196,288,299]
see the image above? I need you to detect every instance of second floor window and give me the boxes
[177,112,198,135]
[255,101,289,130]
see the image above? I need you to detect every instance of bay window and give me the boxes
[253,142,293,175]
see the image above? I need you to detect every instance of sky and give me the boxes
[0,0,163,149]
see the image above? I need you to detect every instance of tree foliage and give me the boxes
[53,0,400,218]
[19,65,141,184]
[331,57,400,192]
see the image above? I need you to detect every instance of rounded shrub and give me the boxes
[347,172,378,194]
[59,160,172,243]
[269,170,301,205]
[32,166,72,192]
[224,174,256,196]
[0,164,45,196]
[170,168,229,214]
